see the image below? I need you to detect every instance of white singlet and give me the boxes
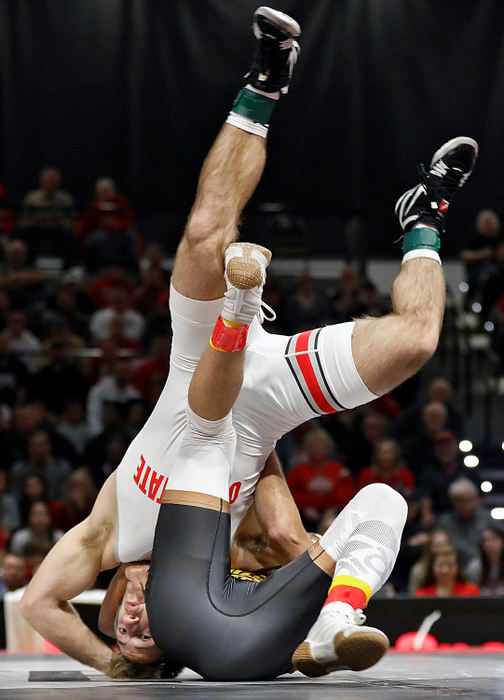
[114,284,377,562]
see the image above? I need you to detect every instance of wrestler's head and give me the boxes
[114,580,162,664]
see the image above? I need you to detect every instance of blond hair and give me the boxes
[107,647,181,679]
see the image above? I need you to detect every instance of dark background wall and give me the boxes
[1,0,504,256]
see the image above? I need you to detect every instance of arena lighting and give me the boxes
[464,454,479,468]
[491,508,504,520]
[501,441,504,451]
[459,282,469,293]
[471,302,482,313]
[459,439,473,452]
[484,321,495,332]
[481,481,493,493]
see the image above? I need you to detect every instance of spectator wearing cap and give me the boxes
[438,478,494,570]
[402,400,449,474]
[18,166,75,266]
[357,438,414,496]
[419,430,476,523]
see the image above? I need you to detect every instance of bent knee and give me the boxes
[356,483,408,524]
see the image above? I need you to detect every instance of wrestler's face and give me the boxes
[115,583,162,663]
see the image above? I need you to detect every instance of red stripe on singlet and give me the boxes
[294,330,334,414]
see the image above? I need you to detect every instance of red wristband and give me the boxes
[210,316,249,352]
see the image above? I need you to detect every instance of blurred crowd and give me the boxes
[0,171,502,616]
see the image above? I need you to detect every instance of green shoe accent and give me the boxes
[403,227,441,254]
[231,88,276,124]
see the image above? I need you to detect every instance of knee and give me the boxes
[356,483,408,528]
[401,315,440,366]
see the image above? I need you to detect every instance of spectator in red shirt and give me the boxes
[358,438,414,495]
[287,427,355,531]
[131,334,171,406]
[416,545,480,597]
[75,177,140,271]
[87,265,135,309]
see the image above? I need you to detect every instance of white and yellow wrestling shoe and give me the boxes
[292,601,390,677]
[223,243,274,325]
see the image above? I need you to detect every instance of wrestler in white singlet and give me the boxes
[114,285,376,562]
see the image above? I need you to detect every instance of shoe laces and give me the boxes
[258,300,276,324]
[418,161,463,203]
[353,609,367,626]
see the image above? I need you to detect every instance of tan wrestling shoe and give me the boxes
[225,242,272,289]
[292,602,390,677]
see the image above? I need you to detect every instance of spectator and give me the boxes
[389,488,429,593]
[86,359,140,436]
[0,183,15,243]
[23,538,53,578]
[17,471,64,529]
[403,400,449,474]
[460,209,502,303]
[0,310,41,374]
[87,265,135,309]
[345,410,388,475]
[126,399,149,438]
[18,166,75,266]
[470,527,504,596]
[408,528,454,594]
[94,435,128,486]
[55,468,97,531]
[10,429,71,501]
[481,242,504,319]
[415,545,480,597]
[0,239,45,312]
[142,288,172,348]
[133,265,170,317]
[56,399,91,458]
[75,177,139,271]
[283,274,331,334]
[330,266,364,323]
[90,287,145,346]
[287,428,355,531]
[438,478,494,570]
[0,333,29,406]
[357,439,414,495]
[0,467,20,538]
[131,335,171,406]
[39,281,91,342]
[10,501,64,556]
[27,337,88,418]
[427,378,464,435]
[0,552,27,597]
[419,431,474,521]
[84,402,132,486]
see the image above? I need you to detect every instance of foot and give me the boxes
[245,7,301,95]
[292,602,390,677]
[222,243,272,325]
[395,136,478,234]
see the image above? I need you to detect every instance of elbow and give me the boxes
[19,589,36,622]
[267,525,308,559]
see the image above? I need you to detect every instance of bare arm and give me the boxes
[20,474,119,673]
[253,450,312,562]
[231,451,312,570]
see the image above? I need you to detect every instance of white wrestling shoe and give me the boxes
[292,601,390,677]
[223,243,273,325]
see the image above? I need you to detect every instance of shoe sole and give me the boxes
[226,242,271,290]
[255,6,301,38]
[292,630,390,678]
[430,136,479,167]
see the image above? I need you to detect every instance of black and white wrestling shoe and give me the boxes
[245,6,301,95]
[395,137,478,233]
